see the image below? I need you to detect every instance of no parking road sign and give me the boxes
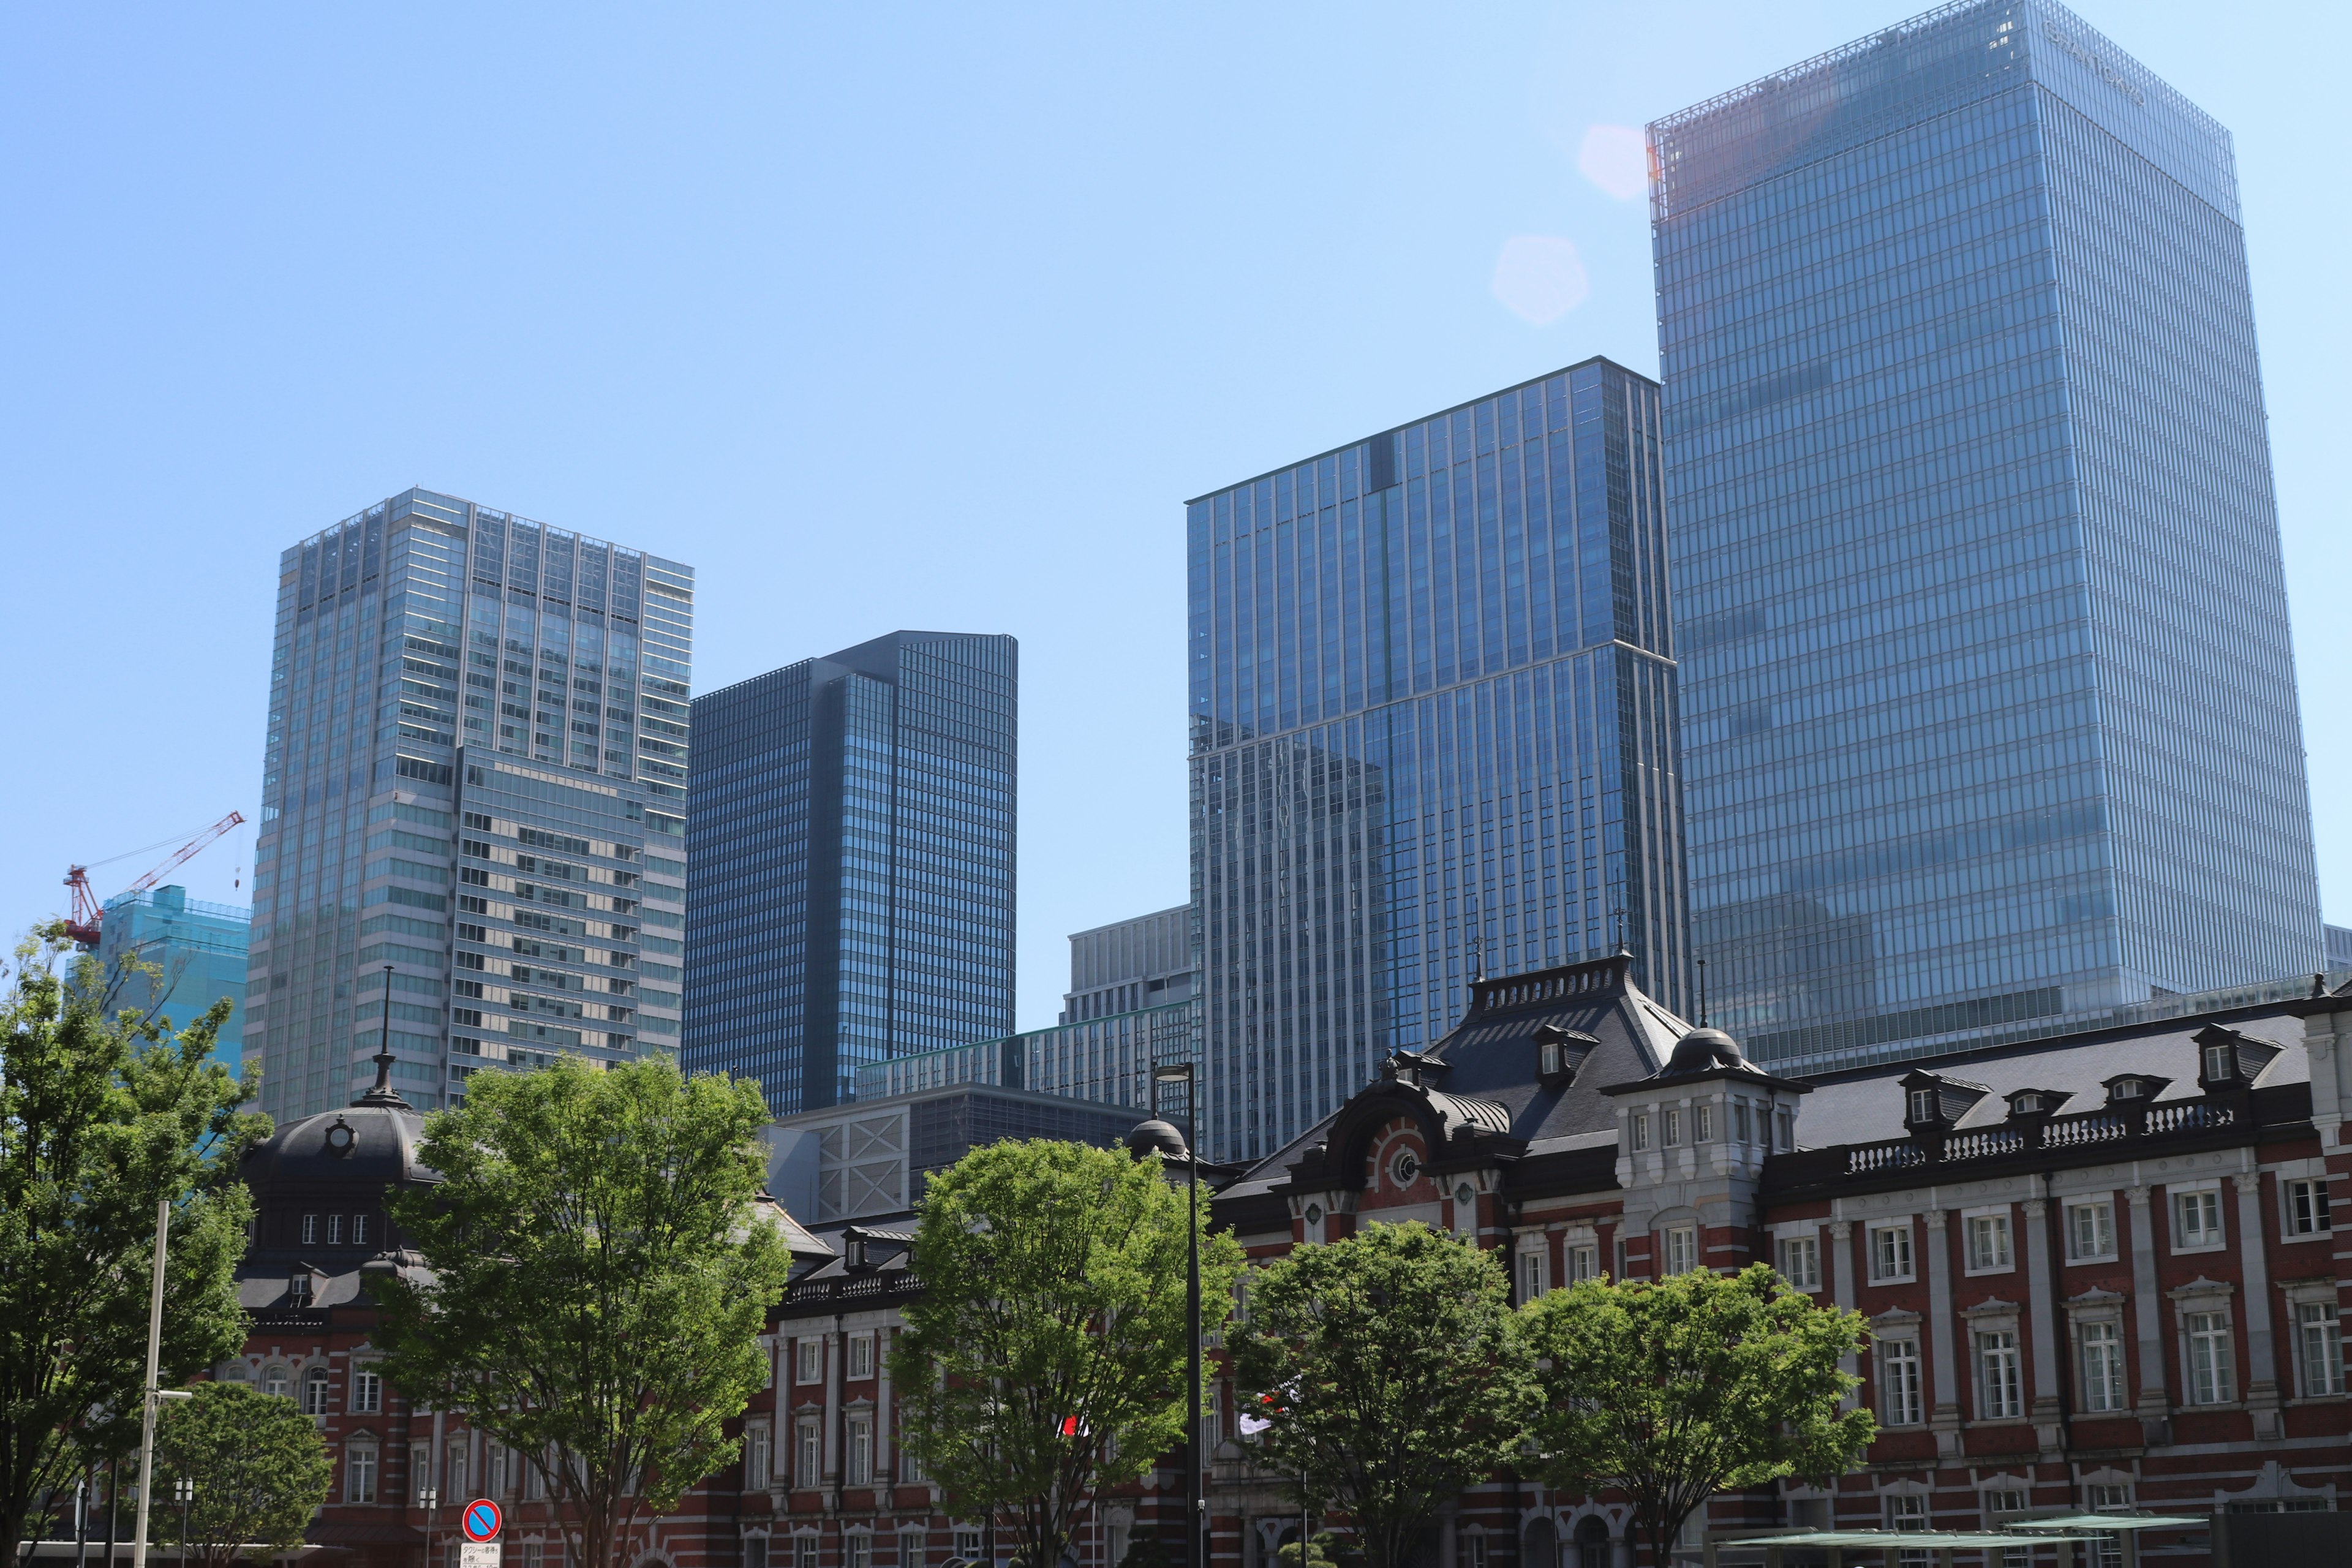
[462,1500,504,1542]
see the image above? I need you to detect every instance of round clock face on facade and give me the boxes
[1391,1150,1420,1186]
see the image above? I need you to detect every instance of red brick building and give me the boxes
[234,952,2352,1568]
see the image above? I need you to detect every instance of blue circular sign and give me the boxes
[462,1500,503,1542]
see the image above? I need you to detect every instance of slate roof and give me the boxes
[1218,953,1690,1204]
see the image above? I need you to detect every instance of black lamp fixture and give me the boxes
[1133,1061,1204,1568]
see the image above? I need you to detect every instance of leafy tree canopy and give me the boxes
[1232,1221,1536,1568]
[0,927,263,1563]
[1521,1263,1874,1566]
[894,1138,1245,1568]
[375,1057,792,1568]
[156,1382,332,1566]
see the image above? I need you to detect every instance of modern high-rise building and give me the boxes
[1188,360,1691,1161]
[96,885,250,1076]
[246,488,692,1121]
[685,631,1017,1117]
[1061,904,1194,1022]
[1648,1,2321,1074]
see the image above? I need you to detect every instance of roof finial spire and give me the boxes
[1697,955,1709,1028]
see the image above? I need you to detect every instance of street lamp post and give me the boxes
[130,1200,193,1568]
[418,1486,440,1568]
[173,1481,192,1562]
[1142,1062,1204,1568]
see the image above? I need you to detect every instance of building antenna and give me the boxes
[1469,933,1486,984]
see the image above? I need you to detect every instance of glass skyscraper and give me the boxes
[247,488,692,1120]
[685,631,1017,1117]
[96,885,250,1077]
[1649,0,2320,1071]
[1189,360,1690,1161]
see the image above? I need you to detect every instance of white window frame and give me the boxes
[1662,1224,1698,1276]
[2286,1286,2344,1398]
[1965,1209,2014,1275]
[745,1422,771,1488]
[1663,1109,1681,1147]
[1567,1242,1599,1284]
[1975,1329,2023,1420]
[2184,1306,2236,1406]
[2078,1319,2127,1412]
[344,1441,379,1504]
[1879,1337,1924,1427]
[350,1362,383,1414]
[2284,1177,2334,1240]
[796,1338,824,1384]
[846,1412,874,1485]
[846,1534,872,1568]
[1871,1221,1915,1283]
[303,1365,333,1416]
[1887,1491,1928,1531]
[1516,1245,1548,1301]
[1779,1234,1821,1291]
[1630,1114,1649,1153]
[2171,1185,2226,1252]
[1694,1103,1713,1142]
[2066,1198,2118,1263]
[848,1332,876,1380]
[796,1414,823,1487]
[1733,1100,1753,1145]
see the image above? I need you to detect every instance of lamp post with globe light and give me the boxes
[1128,1062,1203,1568]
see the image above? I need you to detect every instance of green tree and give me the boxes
[1521,1263,1875,1567]
[0,926,265,1562]
[1231,1221,1536,1568]
[154,1381,331,1566]
[374,1057,793,1568]
[894,1139,1245,1568]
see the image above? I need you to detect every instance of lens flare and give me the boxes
[1491,236,1589,325]
[1578,124,1651,202]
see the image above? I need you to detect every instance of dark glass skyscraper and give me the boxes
[1189,360,1689,1161]
[685,631,1017,1115]
[1650,0,2320,1072]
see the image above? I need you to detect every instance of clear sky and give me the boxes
[3,1,2344,1033]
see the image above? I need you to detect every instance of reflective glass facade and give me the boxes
[96,885,250,1076]
[685,632,1017,1116]
[1189,361,1690,1161]
[1650,0,2320,1072]
[246,488,692,1121]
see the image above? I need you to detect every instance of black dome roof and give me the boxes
[1662,1026,1752,1077]
[241,1099,437,1191]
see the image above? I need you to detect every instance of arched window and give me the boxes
[263,1365,290,1399]
[1575,1517,1610,1568]
[304,1366,333,1415]
[1521,1518,1556,1568]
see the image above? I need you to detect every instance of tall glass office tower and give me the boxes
[246,488,692,1121]
[1650,0,2320,1071]
[1189,360,1689,1161]
[685,631,1017,1116]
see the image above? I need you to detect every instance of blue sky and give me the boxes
[2,2,2343,1031]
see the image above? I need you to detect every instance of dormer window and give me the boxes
[844,1232,869,1270]
[1907,1087,1939,1125]
[2114,1080,2142,1099]
[2203,1042,2236,1083]
[2011,1093,2043,1115]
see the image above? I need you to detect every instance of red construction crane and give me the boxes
[64,809,247,948]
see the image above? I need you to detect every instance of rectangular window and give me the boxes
[352,1366,382,1414]
[1460,1537,1487,1568]
[2080,1321,2126,1412]
[1517,1249,1548,1301]
[2299,1301,2343,1396]
[1888,1493,1926,1531]
[1567,1243,1599,1283]
[1200,1382,1221,1452]
[1872,1223,1914,1282]
[1733,1101,1752,1144]
[2068,1200,2117,1261]
[1613,1235,1629,1280]
[1984,1490,2031,1568]
[1968,1213,2012,1272]
[2286,1178,2333,1237]
[2174,1189,2223,1248]
[1663,1109,1681,1147]
[345,1444,377,1504]
[799,1539,823,1568]
[746,1424,771,1488]
[848,1333,876,1380]
[1663,1224,1698,1276]
[745,1542,769,1568]
[846,1415,873,1485]
[1880,1338,1923,1426]
[847,1537,873,1568]
[1777,1109,1795,1150]
[1976,1330,2022,1419]
[1630,1114,1649,1152]
[445,1441,467,1497]
[302,1213,319,1245]
[900,1532,927,1568]
[1694,1104,1713,1142]
[954,1532,982,1564]
[353,1213,371,1247]
[1779,1235,1820,1291]
[2187,1310,2235,1404]
[796,1417,823,1487]
[328,1213,345,1246]
[797,1339,823,1384]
